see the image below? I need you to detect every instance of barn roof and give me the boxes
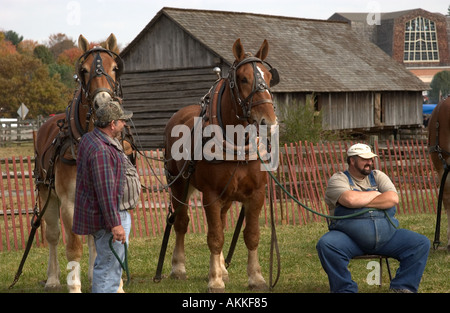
[121,7,429,93]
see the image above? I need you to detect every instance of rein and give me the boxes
[9,186,53,289]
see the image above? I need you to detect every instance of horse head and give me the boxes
[229,39,279,130]
[77,33,123,108]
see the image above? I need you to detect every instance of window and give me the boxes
[404,17,439,62]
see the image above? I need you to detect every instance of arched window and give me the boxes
[404,16,439,62]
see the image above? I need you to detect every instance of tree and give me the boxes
[0,38,17,56]
[429,71,450,103]
[18,40,38,55]
[33,45,54,64]
[279,96,339,144]
[47,33,75,59]
[57,47,82,66]
[4,30,23,46]
[48,63,76,89]
[0,52,70,117]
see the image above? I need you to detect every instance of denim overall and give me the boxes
[329,171,399,253]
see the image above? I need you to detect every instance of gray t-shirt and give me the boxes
[325,169,397,214]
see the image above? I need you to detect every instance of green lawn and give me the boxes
[1,213,448,293]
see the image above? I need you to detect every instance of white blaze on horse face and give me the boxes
[93,91,113,107]
[256,65,271,97]
[257,65,265,80]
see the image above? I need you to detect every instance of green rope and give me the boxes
[109,236,130,286]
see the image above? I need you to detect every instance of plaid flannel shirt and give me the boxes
[73,127,126,235]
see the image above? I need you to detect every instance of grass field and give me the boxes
[1,213,448,294]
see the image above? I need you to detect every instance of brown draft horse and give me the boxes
[164,39,279,292]
[34,34,125,292]
[428,97,450,251]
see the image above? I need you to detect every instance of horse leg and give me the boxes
[205,199,226,293]
[219,202,232,283]
[170,184,194,280]
[60,201,82,292]
[243,199,268,291]
[56,167,83,293]
[40,185,62,290]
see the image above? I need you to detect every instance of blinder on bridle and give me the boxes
[75,47,124,102]
[228,56,280,121]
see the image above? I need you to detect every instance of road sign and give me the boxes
[17,103,29,120]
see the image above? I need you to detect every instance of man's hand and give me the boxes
[111,225,126,244]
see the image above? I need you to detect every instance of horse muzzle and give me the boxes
[92,89,114,107]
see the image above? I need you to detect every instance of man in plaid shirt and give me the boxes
[73,101,140,293]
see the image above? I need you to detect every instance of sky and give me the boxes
[0,0,448,49]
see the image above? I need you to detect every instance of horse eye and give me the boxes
[241,77,248,84]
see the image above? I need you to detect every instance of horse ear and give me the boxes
[78,35,90,53]
[232,38,245,62]
[105,33,119,53]
[255,39,269,61]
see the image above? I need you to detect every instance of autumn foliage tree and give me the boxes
[0,31,79,118]
[0,52,69,118]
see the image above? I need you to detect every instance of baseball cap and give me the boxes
[96,101,133,125]
[346,143,377,159]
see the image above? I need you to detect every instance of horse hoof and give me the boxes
[170,272,187,280]
[44,282,62,291]
[208,286,225,293]
[249,283,268,291]
[222,274,229,283]
[68,285,82,293]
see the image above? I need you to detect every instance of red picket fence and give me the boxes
[0,140,440,251]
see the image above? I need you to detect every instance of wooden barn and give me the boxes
[120,7,429,149]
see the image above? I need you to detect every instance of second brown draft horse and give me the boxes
[164,39,279,292]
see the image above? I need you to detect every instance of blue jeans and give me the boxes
[316,209,430,293]
[92,210,131,293]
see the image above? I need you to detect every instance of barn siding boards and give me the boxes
[121,67,218,149]
[321,91,422,131]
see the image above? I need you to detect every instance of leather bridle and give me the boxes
[75,47,124,104]
[228,56,279,121]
